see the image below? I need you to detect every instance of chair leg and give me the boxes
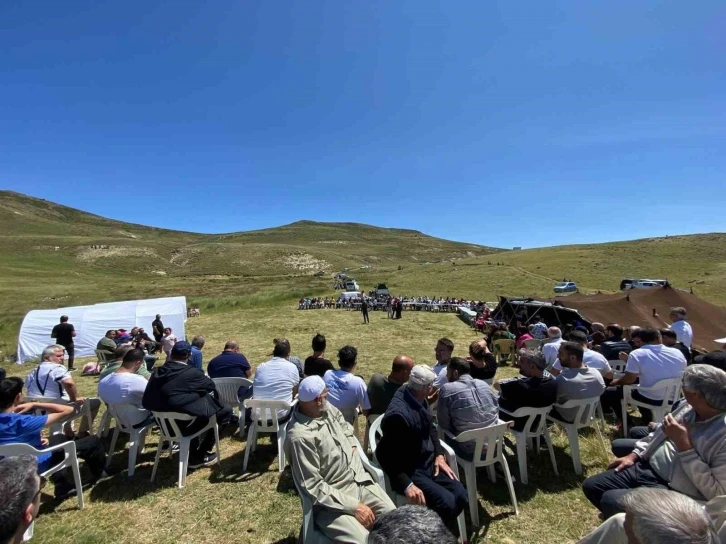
[566,426,582,475]
[213,423,221,467]
[544,428,558,476]
[178,440,189,488]
[97,410,108,438]
[515,435,528,485]
[238,404,245,437]
[71,458,85,510]
[500,457,519,516]
[151,437,164,482]
[277,427,287,472]
[106,426,120,468]
[457,509,468,544]
[242,423,255,472]
[128,434,139,477]
[464,464,479,527]
[622,400,629,437]
[486,464,496,483]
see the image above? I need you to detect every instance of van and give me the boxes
[344,280,359,291]
[374,283,389,296]
[340,291,361,300]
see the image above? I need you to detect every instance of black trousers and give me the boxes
[178,409,232,461]
[49,433,106,483]
[362,310,369,323]
[63,343,75,369]
[410,467,468,524]
[610,427,651,458]
[600,387,661,424]
[582,461,669,519]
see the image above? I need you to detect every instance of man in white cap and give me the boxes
[285,376,394,543]
[375,365,468,526]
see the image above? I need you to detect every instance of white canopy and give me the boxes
[17,296,187,363]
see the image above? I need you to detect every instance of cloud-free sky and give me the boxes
[1,0,724,248]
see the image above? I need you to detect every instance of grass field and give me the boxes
[3,308,613,544]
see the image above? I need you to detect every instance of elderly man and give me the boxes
[368,505,457,544]
[668,306,693,349]
[25,344,101,436]
[542,327,564,368]
[583,364,726,519]
[285,376,394,543]
[578,488,720,544]
[0,456,42,544]
[437,357,498,457]
[96,330,117,358]
[367,356,414,416]
[208,340,253,400]
[376,365,468,525]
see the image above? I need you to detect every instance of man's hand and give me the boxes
[607,453,638,473]
[404,484,426,505]
[618,351,629,362]
[354,503,375,529]
[13,403,36,414]
[40,437,49,447]
[663,413,692,451]
[75,397,86,404]
[433,454,458,480]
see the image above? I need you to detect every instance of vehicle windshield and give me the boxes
[555,282,568,287]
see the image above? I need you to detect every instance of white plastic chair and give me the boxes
[105,403,155,476]
[441,422,519,526]
[546,397,605,475]
[294,437,382,544]
[0,441,84,509]
[622,377,682,436]
[608,359,627,376]
[25,397,93,437]
[212,377,252,436]
[242,398,298,472]
[368,415,469,543]
[499,405,557,484]
[150,411,221,488]
[523,339,543,350]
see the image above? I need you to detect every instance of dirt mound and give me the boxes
[563,288,726,351]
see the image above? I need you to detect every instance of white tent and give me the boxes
[17,296,187,363]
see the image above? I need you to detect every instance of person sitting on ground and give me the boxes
[437,357,498,457]
[274,338,304,379]
[550,341,606,422]
[25,344,101,436]
[367,355,414,416]
[207,340,253,400]
[188,335,205,371]
[600,328,687,422]
[142,341,229,468]
[252,338,300,422]
[668,306,693,349]
[99,346,150,380]
[0,456,43,544]
[431,337,454,391]
[304,333,334,378]
[578,487,720,544]
[597,324,633,361]
[582,364,726,520]
[496,350,557,431]
[529,318,548,340]
[660,328,691,364]
[323,345,371,426]
[376,365,468,526]
[550,331,613,381]
[515,326,534,349]
[542,327,564,368]
[0,377,106,499]
[96,330,117,358]
[160,328,177,358]
[368,505,457,544]
[284,376,395,542]
[98,349,151,427]
[467,339,498,382]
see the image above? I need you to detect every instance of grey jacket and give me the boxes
[634,403,726,501]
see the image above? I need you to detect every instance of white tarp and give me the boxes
[17,296,187,363]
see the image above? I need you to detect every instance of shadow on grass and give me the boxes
[207,440,284,484]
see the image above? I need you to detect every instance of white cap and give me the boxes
[298,376,326,402]
[409,365,436,388]
[715,337,726,344]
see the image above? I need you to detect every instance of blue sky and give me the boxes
[1,0,724,248]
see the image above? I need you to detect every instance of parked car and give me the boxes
[621,278,667,290]
[374,283,389,296]
[554,281,578,293]
[344,280,360,291]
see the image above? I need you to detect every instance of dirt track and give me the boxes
[562,287,726,352]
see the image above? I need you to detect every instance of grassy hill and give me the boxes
[1,190,725,356]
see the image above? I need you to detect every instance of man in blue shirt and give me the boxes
[0,377,107,499]
[207,340,253,400]
[189,336,205,371]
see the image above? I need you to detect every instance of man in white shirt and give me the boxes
[668,306,693,349]
[252,338,300,421]
[542,327,564,368]
[324,345,371,425]
[431,337,454,389]
[98,348,151,427]
[161,328,177,358]
[25,344,100,435]
[550,331,613,381]
[602,328,687,422]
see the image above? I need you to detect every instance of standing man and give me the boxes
[362,296,370,324]
[151,314,164,345]
[51,315,76,371]
[668,307,693,349]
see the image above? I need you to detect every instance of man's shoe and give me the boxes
[188,452,218,469]
[54,482,77,500]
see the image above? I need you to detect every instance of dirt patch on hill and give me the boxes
[278,253,330,273]
[77,246,159,262]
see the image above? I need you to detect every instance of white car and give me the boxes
[374,283,389,296]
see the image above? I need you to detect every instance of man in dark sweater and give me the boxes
[142,341,228,467]
[468,339,498,382]
[51,315,76,371]
[375,365,467,525]
[496,350,557,431]
[304,333,334,377]
[367,355,414,416]
[660,328,691,363]
[597,324,633,361]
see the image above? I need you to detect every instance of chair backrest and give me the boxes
[108,403,151,432]
[212,377,252,406]
[554,397,601,429]
[368,414,384,458]
[523,339,542,350]
[494,339,515,354]
[0,442,44,457]
[244,399,294,432]
[453,422,510,468]
[95,350,112,363]
[632,377,683,406]
[506,405,553,437]
[151,411,195,440]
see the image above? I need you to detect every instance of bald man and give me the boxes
[285,376,394,543]
[367,356,414,416]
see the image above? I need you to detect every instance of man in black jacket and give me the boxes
[597,324,633,361]
[375,365,467,525]
[142,341,228,467]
